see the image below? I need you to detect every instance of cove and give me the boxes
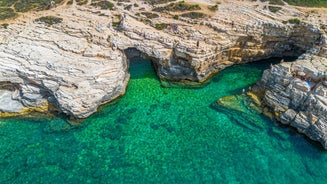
[0,57,327,183]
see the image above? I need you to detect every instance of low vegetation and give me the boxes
[153,1,201,12]
[282,18,301,25]
[208,4,219,11]
[67,0,73,5]
[91,0,114,10]
[144,0,176,5]
[288,18,301,24]
[124,4,132,10]
[18,0,63,12]
[75,0,88,5]
[0,7,16,20]
[260,0,285,5]
[112,21,121,27]
[35,16,63,26]
[180,12,206,19]
[261,0,327,7]
[1,23,9,29]
[0,0,63,20]
[141,12,159,19]
[155,23,168,30]
[268,0,285,5]
[284,0,327,7]
[268,6,282,13]
[113,0,131,2]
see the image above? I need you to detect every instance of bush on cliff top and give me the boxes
[284,0,327,7]
[153,1,201,12]
[260,0,285,5]
[91,1,114,10]
[35,16,63,26]
[141,12,159,19]
[1,23,9,29]
[75,0,88,5]
[208,4,219,11]
[268,6,282,13]
[144,0,176,5]
[0,0,63,15]
[180,12,206,19]
[0,7,16,20]
[282,18,301,25]
[155,23,168,30]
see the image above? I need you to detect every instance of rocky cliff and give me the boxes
[256,54,327,148]
[0,0,326,119]
[0,11,130,118]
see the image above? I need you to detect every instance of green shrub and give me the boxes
[180,12,206,19]
[260,0,284,5]
[35,16,63,26]
[268,0,285,5]
[0,7,16,20]
[98,13,108,17]
[124,4,132,10]
[268,6,282,13]
[91,1,114,10]
[284,0,327,7]
[208,4,218,11]
[76,0,88,5]
[153,1,201,12]
[0,0,69,20]
[1,23,9,29]
[144,0,176,5]
[0,0,63,13]
[287,18,301,24]
[112,21,121,27]
[67,0,73,5]
[141,18,151,25]
[0,0,16,7]
[173,15,179,20]
[155,23,168,30]
[141,12,159,19]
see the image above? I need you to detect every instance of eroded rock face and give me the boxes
[258,54,327,148]
[0,1,326,118]
[0,16,129,118]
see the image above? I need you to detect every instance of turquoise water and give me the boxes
[1,58,327,183]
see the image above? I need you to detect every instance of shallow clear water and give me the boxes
[1,58,326,183]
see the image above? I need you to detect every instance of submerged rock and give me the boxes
[213,94,265,132]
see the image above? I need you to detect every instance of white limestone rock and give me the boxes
[0,90,24,113]
[259,54,327,148]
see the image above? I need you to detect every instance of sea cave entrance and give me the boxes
[124,48,159,80]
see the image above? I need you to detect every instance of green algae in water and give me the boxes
[1,58,327,183]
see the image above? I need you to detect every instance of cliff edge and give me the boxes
[256,53,327,148]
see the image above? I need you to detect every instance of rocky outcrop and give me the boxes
[257,54,327,148]
[0,14,129,118]
[0,0,326,118]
